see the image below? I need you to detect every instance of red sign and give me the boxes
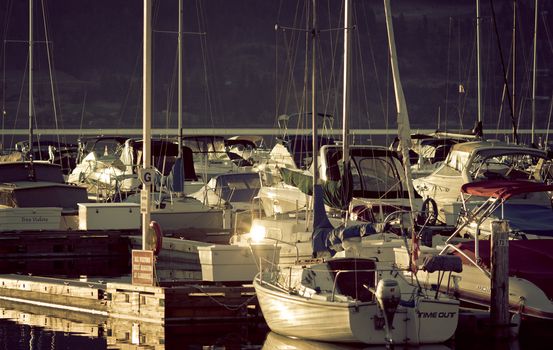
[132,250,154,286]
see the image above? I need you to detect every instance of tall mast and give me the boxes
[342,0,351,170]
[311,0,318,206]
[28,0,35,180]
[512,0,516,135]
[178,0,183,157]
[142,0,152,250]
[476,0,482,124]
[383,0,416,232]
[531,0,538,145]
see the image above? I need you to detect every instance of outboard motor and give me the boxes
[376,279,401,344]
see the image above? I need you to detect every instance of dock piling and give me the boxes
[490,220,510,338]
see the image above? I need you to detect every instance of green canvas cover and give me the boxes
[279,166,352,210]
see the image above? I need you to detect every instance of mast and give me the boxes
[342,0,351,172]
[178,0,183,157]
[512,0,516,136]
[311,0,318,214]
[476,0,482,124]
[142,0,152,250]
[28,0,35,180]
[531,0,538,145]
[383,0,416,232]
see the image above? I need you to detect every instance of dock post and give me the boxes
[490,220,510,338]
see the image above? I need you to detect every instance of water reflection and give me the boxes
[0,300,106,349]
[1,299,550,350]
[261,328,553,350]
[0,300,268,349]
[261,331,453,350]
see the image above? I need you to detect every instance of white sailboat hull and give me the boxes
[254,275,458,345]
[395,247,553,320]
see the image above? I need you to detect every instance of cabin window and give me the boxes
[351,156,403,198]
[435,163,461,176]
[444,151,469,172]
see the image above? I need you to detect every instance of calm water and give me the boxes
[0,302,551,350]
[0,258,550,350]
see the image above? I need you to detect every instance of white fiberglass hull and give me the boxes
[395,248,553,320]
[254,276,458,345]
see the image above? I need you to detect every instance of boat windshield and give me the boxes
[467,150,547,182]
[214,173,261,203]
[351,154,406,199]
[444,150,470,173]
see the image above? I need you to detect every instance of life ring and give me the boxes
[149,220,163,256]
[416,197,438,226]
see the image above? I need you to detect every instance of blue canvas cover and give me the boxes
[494,204,553,237]
[311,185,377,257]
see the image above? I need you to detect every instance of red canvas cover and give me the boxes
[460,180,553,200]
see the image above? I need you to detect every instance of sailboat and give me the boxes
[252,1,459,345]
[0,0,89,233]
[0,3,135,279]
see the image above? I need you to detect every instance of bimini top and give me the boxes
[450,140,546,156]
[461,179,553,200]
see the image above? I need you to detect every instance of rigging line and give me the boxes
[297,0,310,134]
[199,0,224,125]
[496,36,514,139]
[484,20,494,131]
[274,0,288,129]
[1,0,14,149]
[356,2,379,140]
[275,28,294,118]
[541,11,553,55]
[10,48,28,149]
[282,13,304,115]
[289,1,308,116]
[1,0,13,44]
[459,16,477,130]
[1,40,4,150]
[276,1,307,120]
[489,0,518,144]
[196,0,216,128]
[131,49,142,129]
[78,90,86,133]
[444,17,454,130]
[164,44,179,138]
[513,5,533,134]
[117,47,141,129]
[315,32,333,135]
[274,4,280,133]
[40,0,64,154]
[457,17,463,128]
[317,0,337,131]
[512,0,516,135]
[545,90,553,146]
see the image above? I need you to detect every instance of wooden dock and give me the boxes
[0,231,261,338]
[0,274,259,324]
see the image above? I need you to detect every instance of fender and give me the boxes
[149,220,163,256]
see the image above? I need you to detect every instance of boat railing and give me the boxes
[438,243,490,278]
[262,237,301,262]
[249,245,282,277]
